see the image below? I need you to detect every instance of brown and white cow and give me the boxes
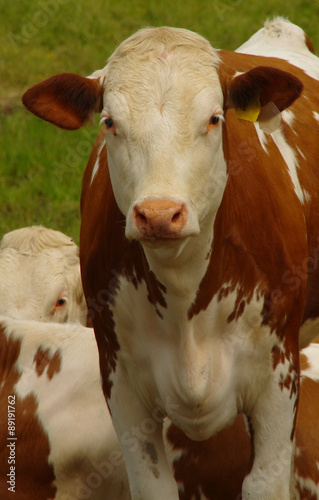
[0,316,131,500]
[0,226,88,325]
[22,17,319,500]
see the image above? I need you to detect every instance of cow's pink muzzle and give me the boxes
[133,199,188,240]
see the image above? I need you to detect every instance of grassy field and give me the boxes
[1,0,319,244]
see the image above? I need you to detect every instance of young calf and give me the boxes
[0,226,88,325]
[0,317,130,500]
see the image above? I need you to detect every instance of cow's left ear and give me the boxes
[22,73,104,130]
[226,66,303,132]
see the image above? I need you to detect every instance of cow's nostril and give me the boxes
[136,212,148,224]
[172,211,181,223]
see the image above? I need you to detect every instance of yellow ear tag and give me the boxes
[235,95,261,122]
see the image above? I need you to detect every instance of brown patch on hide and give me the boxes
[167,415,252,500]
[0,324,56,499]
[295,376,319,498]
[34,346,61,379]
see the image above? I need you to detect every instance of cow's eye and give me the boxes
[104,117,114,128]
[102,116,117,136]
[209,115,220,125]
[55,293,68,310]
[56,297,68,307]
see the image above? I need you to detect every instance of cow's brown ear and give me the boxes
[227,66,303,116]
[22,73,104,130]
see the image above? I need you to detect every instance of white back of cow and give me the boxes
[0,316,130,499]
[237,17,319,79]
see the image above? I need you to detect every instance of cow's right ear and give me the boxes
[22,73,104,130]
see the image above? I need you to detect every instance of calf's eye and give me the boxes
[56,297,68,307]
[55,292,68,310]
[103,116,117,136]
[104,117,114,128]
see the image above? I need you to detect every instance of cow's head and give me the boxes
[23,27,302,249]
[0,226,88,324]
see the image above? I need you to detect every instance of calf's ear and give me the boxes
[222,66,303,133]
[22,73,104,130]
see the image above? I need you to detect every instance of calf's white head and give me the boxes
[22,27,302,249]
[0,226,88,324]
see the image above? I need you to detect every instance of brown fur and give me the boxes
[22,74,103,130]
[0,326,56,500]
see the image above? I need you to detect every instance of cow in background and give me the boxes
[0,316,130,500]
[0,226,88,325]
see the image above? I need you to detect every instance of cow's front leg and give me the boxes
[108,373,179,500]
[242,353,299,500]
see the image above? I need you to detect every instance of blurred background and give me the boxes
[1,0,318,244]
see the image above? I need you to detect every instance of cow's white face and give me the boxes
[99,28,227,247]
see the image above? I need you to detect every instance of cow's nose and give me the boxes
[133,199,188,239]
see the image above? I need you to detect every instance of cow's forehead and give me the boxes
[104,27,221,103]
[108,26,219,65]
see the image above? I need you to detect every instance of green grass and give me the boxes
[1,0,319,243]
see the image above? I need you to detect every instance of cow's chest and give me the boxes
[109,275,277,440]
